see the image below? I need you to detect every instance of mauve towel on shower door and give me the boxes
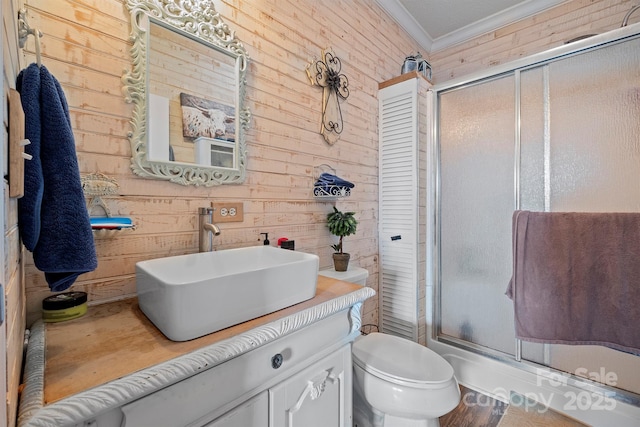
[506,210,640,355]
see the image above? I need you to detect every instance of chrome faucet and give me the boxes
[199,207,221,252]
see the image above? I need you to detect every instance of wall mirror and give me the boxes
[123,0,250,186]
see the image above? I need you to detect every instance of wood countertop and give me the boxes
[35,276,371,406]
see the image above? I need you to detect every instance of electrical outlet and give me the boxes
[212,202,244,223]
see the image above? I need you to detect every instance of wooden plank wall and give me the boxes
[19,0,426,331]
[14,0,636,321]
[10,0,636,389]
[3,0,27,425]
[431,0,638,83]
[0,0,631,424]
[17,0,636,319]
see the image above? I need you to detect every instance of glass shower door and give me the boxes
[438,74,517,356]
[523,36,640,395]
[437,33,640,395]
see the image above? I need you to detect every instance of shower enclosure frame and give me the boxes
[426,22,640,425]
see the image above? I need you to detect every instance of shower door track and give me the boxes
[437,334,640,407]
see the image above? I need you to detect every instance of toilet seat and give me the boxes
[353,333,455,387]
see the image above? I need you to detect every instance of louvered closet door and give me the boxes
[378,78,419,341]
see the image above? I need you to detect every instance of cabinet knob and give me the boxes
[271,353,284,369]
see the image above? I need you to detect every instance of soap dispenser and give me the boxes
[260,233,270,245]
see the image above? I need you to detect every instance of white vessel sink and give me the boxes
[136,246,319,341]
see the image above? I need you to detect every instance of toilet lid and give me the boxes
[352,333,454,385]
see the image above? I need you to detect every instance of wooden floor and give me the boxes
[497,392,589,427]
[440,385,507,427]
[439,386,590,427]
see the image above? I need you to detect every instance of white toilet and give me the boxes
[318,266,460,427]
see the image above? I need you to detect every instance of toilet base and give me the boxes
[353,385,441,427]
[381,413,440,427]
[354,411,441,427]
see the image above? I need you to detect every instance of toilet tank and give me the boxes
[318,266,369,286]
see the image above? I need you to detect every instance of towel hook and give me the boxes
[18,8,43,67]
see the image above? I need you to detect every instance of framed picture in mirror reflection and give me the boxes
[180,93,236,142]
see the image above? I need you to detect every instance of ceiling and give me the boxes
[375,0,567,52]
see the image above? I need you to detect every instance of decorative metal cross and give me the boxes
[306,48,349,145]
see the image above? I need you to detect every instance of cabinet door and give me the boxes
[269,344,351,427]
[204,391,268,427]
[378,77,420,341]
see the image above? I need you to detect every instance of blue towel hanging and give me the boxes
[16,64,43,250]
[17,64,97,292]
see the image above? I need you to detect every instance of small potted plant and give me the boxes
[327,206,358,271]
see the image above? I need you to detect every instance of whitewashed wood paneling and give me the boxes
[4,1,28,426]
[12,0,634,375]
[431,0,637,83]
[20,0,427,328]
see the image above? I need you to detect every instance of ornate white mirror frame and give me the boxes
[123,0,250,186]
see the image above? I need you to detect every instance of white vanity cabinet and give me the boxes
[205,392,268,427]
[18,278,374,427]
[269,344,351,427]
[118,312,353,427]
[206,344,350,427]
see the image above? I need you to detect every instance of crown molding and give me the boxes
[376,0,567,54]
[431,0,567,52]
[374,0,433,52]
